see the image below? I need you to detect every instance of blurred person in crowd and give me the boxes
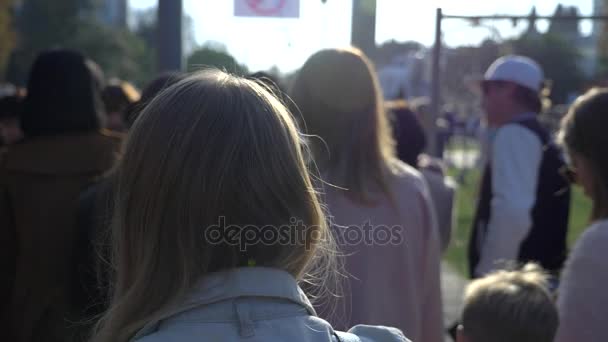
[0,49,122,342]
[468,55,570,279]
[457,263,558,342]
[88,70,409,342]
[74,71,187,325]
[248,71,282,91]
[0,92,25,145]
[386,99,455,252]
[555,88,608,342]
[102,80,140,132]
[290,48,443,342]
[248,71,287,105]
[386,100,426,167]
[123,72,187,128]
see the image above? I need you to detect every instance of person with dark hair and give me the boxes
[555,88,608,342]
[0,92,24,145]
[468,55,570,279]
[101,80,140,132]
[387,100,427,166]
[0,49,122,342]
[123,72,186,128]
[387,100,455,252]
[248,71,282,90]
[73,72,188,328]
[20,50,105,137]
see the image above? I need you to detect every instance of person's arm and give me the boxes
[475,124,542,277]
[555,225,608,342]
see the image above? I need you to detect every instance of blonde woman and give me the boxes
[290,48,443,342]
[88,70,409,342]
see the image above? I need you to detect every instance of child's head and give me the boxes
[458,263,558,342]
[93,70,335,342]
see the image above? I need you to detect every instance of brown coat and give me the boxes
[0,130,121,342]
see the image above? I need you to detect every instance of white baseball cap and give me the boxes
[483,55,544,93]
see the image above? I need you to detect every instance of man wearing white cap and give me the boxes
[468,55,571,279]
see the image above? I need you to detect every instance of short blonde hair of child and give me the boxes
[461,263,558,342]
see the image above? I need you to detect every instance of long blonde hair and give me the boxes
[90,70,335,342]
[290,48,396,203]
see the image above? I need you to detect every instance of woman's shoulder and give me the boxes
[562,220,608,285]
[386,159,427,194]
[571,219,608,257]
[136,324,411,342]
[338,325,411,342]
[388,159,423,182]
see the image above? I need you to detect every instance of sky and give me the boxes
[129,0,594,72]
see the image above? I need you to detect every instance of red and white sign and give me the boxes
[234,0,300,18]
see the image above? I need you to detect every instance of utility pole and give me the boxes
[351,0,377,57]
[429,8,442,157]
[157,0,183,72]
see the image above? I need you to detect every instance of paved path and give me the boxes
[444,150,480,169]
[441,262,468,342]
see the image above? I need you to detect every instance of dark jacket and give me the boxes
[73,178,114,321]
[469,118,570,278]
[0,130,121,342]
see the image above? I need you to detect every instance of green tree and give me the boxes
[186,46,248,75]
[66,23,155,86]
[7,0,154,86]
[442,39,502,108]
[508,33,584,103]
[0,0,16,79]
[131,7,197,75]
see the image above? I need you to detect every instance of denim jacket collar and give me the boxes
[133,267,316,339]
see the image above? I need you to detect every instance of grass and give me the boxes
[443,168,592,277]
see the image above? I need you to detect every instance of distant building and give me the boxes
[96,0,128,28]
[377,52,430,100]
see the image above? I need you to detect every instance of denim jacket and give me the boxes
[133,267,410,342]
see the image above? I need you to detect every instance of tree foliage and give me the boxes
[186,46,248,75]
[508,33,583,103]
[6,0,154,86]
[0,0,16,79]
[442,39,502,108]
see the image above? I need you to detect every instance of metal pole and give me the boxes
[158,0,183,72]
[429,8,442,157]
[351,0,377,57]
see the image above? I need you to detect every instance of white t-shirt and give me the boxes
[475,121,543,276]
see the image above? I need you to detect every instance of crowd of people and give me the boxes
[0,46,606,342]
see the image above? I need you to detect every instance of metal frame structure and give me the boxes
[429,8,608,155]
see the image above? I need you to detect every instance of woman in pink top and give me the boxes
[555,88,608,342]
[290,48,443,342]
